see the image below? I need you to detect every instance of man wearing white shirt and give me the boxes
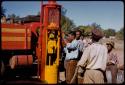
[75,30,85,60]
[63,31,79,84]
[77,28,108,84]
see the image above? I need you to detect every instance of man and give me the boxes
[75,30,84,60]
[76,29,82,40]
[77,28,108,83]
[63,31,79,84]
[106,41,118,83]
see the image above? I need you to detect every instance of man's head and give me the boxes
[91,28,104,42]
[75,30,82,40]
[67,31,76,42]
[106,41,114,53]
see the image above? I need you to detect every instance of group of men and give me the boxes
[62,28,119,84]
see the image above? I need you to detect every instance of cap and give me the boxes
[92,28,104,40]
[106,41,115,48]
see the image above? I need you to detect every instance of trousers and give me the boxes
[106,64,118,83]
[64,60,78,84]
[83,69,104,84]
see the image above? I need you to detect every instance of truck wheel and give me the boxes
[0,61,5,77]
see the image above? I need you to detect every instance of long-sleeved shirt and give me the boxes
[64,39,79,60]
[107,50,118,65]
[77,42,108,71]
[82,38,92,49]
[77,39,84,52]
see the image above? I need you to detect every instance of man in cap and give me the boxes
[106,41,118,83]
[77,28,108,83]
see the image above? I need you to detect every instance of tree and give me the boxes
[8,14,15,19]
[104,28,116,38]
[77,24,97,36]
[61,15,76,32]
[61,7,67,16]
[91,22,102,29]
[1,6,6,17]
[61,7,76,32]
[116,28,124,40]
[7,13,20,21]
[7,14,20,23]
[77,23,102,36]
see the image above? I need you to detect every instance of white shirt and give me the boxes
[64,39,79,60]
[77,39,84,52]
[77,42,108,71]
[82,38,92,48]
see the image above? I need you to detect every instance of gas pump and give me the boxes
[38,0,61,84]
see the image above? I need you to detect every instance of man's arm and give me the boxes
[78,40,84,52]
[77,46,90,67]
[66,40,78,49]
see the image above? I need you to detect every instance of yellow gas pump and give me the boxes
[38,0,61,84]
[45,23,59,83]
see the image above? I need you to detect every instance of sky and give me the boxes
[2,1,124,31]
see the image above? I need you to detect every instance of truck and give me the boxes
[0,0,61,84]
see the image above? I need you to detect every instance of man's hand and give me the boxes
[63,39,69,45]
[107,62,114,65]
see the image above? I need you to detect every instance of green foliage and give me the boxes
[116,28,124,40]
[77,24,123,40]
[77,25,92,36]
[61,7,76,32]
[77,22,102,36]
[91,22,101,29]
[61,15,76,32]
[7,13,20,20]
[103,28,116,38]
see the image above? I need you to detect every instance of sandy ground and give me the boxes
[59,38,124,84]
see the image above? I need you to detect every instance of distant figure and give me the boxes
[77,28,107,84]
[106,41,118,83]
[75,29,84,60]
[1,15,7,24]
